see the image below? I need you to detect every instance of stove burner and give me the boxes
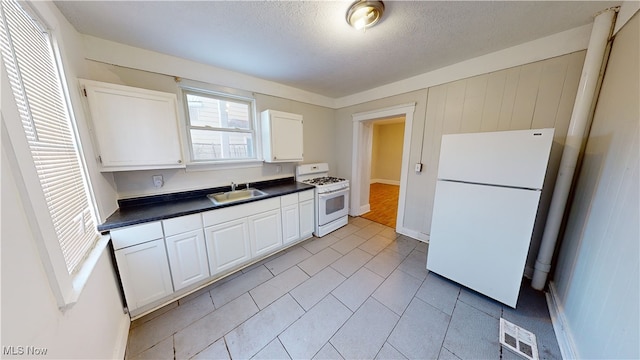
[303,176,347,186]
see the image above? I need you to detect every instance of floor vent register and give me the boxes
[499,318,539,360]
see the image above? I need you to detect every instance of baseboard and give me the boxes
[397,226,429,242]
[370,179,401,186]
[546,282,578,360]
[359,204,371,215]
[113,314,131,359]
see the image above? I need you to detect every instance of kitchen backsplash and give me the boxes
[113,162,295,199]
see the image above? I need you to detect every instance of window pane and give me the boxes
[190,129,254,161]
[186,93,251,130]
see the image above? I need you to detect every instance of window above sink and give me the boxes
[182,87,258,164]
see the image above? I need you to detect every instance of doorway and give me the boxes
[361,118,405,228]
[350,103,416,234]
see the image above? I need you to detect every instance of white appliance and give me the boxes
[426,128,554,308]
[296,163,349,237]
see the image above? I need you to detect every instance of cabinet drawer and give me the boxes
[162,213,203,237]
[203,197,280,227]
[299,189,315,202]
[111,222,163,250]
[280,193,298,207]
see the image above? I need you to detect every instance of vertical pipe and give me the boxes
[531,8,617,290]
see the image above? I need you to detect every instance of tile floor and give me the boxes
[126,217,562,360]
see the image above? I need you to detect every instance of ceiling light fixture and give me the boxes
[346,0,385,30]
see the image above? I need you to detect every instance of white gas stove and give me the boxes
[296,163,349,237]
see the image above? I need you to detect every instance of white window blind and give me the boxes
[0,0,99,274]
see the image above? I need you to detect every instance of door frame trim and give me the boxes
[350,103,416,234]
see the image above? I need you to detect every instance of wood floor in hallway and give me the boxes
[361,183,399,228]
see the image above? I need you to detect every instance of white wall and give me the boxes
[1,152,128,358]
[420,52,585,275]
[551,11,639,359]
[335,51,585,249]
[82,62,336,199]
[370,122,404,183]
[0,2,129,358]
[77,13,603,204]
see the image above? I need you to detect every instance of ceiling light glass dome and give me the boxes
[346,1,385,30]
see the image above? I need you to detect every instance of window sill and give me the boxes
[62,234,111,311]
[185,160,264,172]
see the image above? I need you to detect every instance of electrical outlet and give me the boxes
[152,175,164,188]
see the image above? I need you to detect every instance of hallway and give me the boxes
[361,183,399,228]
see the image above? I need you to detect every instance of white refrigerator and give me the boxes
[426,128,554,307]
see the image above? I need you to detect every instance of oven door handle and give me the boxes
[318,188,349,197]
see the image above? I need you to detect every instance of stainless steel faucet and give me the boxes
[231,182,236,191]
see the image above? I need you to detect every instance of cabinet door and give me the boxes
[261,110,303,162]
[248,209,283,257]
[204,219,251,275]
[81,79,184,171]
[271,114,303,161]
[165,229,210,291]
[281,203,300,245]
[115,239,173,311]
[299,199,315,240]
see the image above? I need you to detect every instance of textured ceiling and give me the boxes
[54,1,620,98]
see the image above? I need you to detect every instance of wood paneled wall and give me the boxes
[552,13,639,358]
[408,51,586,275]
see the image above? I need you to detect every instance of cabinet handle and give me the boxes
[178,160,182,164]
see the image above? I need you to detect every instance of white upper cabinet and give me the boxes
[79,79,184,171]
[261,110,303,163]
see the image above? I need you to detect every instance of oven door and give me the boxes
[318,187,349,226]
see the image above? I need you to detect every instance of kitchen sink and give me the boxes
[207,188,268,205]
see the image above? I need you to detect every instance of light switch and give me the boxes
[415,163,423,173]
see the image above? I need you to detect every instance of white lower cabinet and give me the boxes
[299,199,314,239]
[281,203,300,244]
[165,229,209,291]
[163,214,209,291]
[249,209,283,256]
[112,190,315,317]
[281,193,300,245]
[204,218,251,274]
[114,238,173,311]
[299,190,315,240]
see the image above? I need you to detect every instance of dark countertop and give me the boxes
[98,177,314,233]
